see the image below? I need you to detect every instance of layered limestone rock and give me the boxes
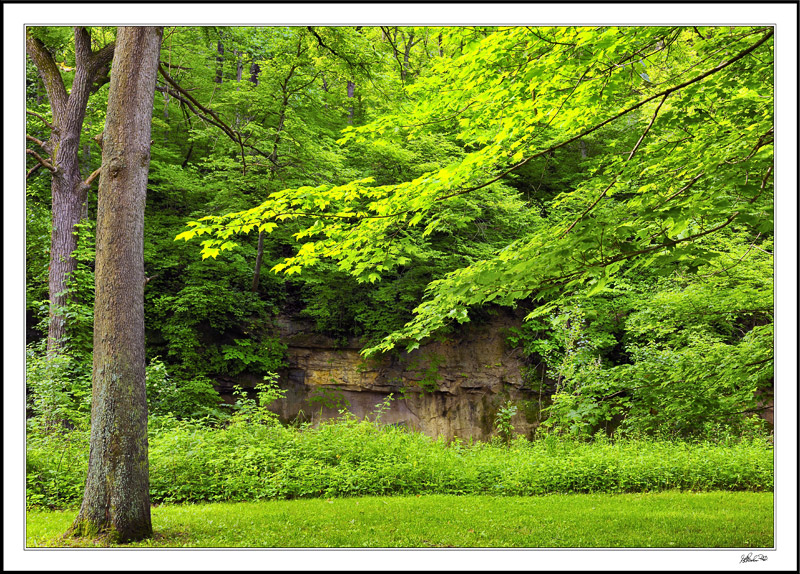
[265,312,549,441]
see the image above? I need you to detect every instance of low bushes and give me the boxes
[26,413,774,509]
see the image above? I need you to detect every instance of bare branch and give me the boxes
[560,93,667,238]
[26,109,55,131]
[627,94,668,162]
[749,165,773,205]
[160,61,193,71]
[156,74,279,169]
[26,134,47,148]
[26,163,43,179]
[91,39,117,73]
[560,176,620,238]
[699,232,763,278]
[26,148,55,172]
[380,26,407,83]
[83,166,102,188]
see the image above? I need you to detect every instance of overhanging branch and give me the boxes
[431,28,774,207]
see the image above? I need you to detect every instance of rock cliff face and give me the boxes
[262,312,547,441]
[212,313,775,440]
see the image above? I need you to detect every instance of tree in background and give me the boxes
[70,26,163,543]
[26,27,115,354]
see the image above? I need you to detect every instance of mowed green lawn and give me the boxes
[27,491,773,548]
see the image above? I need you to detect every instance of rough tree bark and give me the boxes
[70,26,163,543]
[26,27,115,354]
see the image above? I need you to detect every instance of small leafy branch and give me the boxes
[494,400,518,447]
[231,373,287,426]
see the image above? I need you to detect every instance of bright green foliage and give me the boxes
[145,357,228,421]
[26,422,89,510]
[494,400,518,447]
[180,26,773,347]
[230,373,287,426]
[25,342,91,432]
[27,413,773,509]
[173,25,773,438]
[25,26,773,441]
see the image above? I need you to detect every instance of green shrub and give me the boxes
[145,357,229,422]
[26,420,89,509]
[26,341,91,431]
[27,404,774,509]
[494,400,518,447]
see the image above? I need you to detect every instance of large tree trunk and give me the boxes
[26,28,114,355]
[71,26,163,543]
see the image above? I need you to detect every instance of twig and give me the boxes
[26,149,55,172]
[743,356,773,367]
[26,109,55,131]
[627,93,668,162]
[26,163,43,179]
[698,232,762,278]
[26,134,47,148]
[656,172,705,208]
[560,93,668,238]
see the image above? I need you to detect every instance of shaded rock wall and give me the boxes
[263,313,548,441]
[212,314,775,439]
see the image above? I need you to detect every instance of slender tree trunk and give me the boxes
[252,231,265,292]
[80,120,92,221]
[26,28,115,355]
[402,31,415,79]
[235,50,243,84]
[249,61,260,85]
[215,40,224,84]
[71,26,163,543]
[321,74,329,109]
[252,62,296,292]
[347,80,355,124]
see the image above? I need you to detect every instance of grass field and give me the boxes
[26,491,773,548]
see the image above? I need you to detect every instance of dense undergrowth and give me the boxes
[26,411,774,510]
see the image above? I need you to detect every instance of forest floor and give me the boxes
[26,491,773,548]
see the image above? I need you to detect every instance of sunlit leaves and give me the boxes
[179,26,773,357]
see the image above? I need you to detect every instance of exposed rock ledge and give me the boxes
[260,312,547,442]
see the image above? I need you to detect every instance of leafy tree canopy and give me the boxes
[177,26,773,354]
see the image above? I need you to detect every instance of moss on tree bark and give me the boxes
[70,26,163,544]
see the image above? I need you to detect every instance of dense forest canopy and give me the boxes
[25,25,774,438]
